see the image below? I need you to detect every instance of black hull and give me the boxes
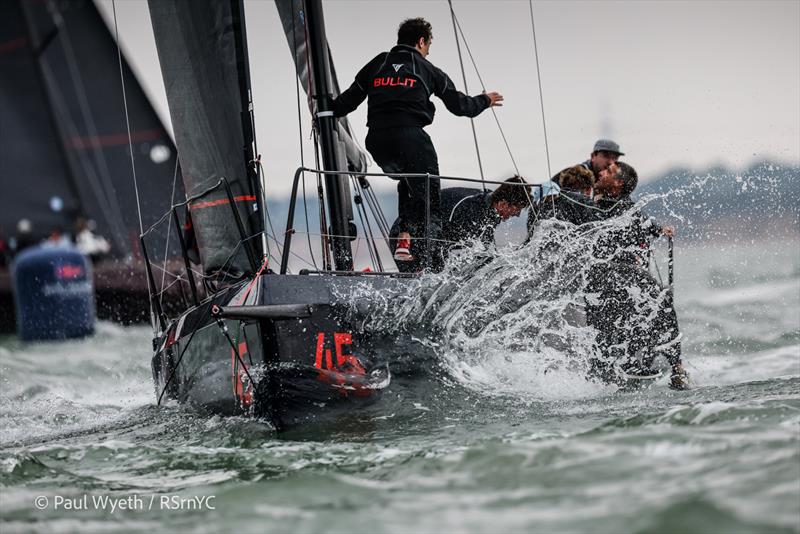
[152,273,431,430]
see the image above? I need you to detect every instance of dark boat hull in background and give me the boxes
[152,273,432,429]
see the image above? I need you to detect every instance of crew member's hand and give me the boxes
[662,226,675,237]
[484,91,503,107]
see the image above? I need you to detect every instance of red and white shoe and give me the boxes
[394,237,413,261]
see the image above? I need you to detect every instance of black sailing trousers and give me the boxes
[365,127,441,239]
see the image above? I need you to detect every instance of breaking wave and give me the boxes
[341,168,799,399]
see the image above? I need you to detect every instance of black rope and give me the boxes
[351,176,383,271]
[214,316,259,392]
[157,323,200,406]
[447,0,485,190]
[362,185,392,248]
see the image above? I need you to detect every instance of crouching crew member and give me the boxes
[528,165,597,238]
[390,176,530,271]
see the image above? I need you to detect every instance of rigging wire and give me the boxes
[42,2,128,252]
[312,132,332,270]
[447,0,485,189]
[448,5,520,176]
[528,0,552,178]
[254,160,284,262]
[291,5,319,271]
[110,0,143,235]
[111,0,154,330]
[255,157,273,264]
[158,158,181,309]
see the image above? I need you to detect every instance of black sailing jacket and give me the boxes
[441,187,499,246]
[333,45,490,129]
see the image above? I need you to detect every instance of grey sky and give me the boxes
[98,0,800,197]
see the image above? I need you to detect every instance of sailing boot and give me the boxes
[394,233,413,262]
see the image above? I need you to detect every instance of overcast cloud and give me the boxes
[97,0,800,197]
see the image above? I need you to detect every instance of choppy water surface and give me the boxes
[1,234,798,533]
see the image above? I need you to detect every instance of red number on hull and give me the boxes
[314,332,370,397]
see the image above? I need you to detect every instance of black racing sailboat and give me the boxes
[0,0,186,332]
[145,0,685,428]
[146,0,438,429]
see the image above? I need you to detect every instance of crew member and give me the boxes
[528,165,597,238]
[550,139,625,186]
[74,217,111,261]
[390,176,530,271]
[585,162,688,389]
[333,17,503,266]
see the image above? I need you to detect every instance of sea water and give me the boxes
[1,236,798,533]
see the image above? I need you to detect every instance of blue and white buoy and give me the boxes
[12,245,95,341]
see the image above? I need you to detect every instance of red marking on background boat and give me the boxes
[56,264,84,279]
[0,37,26,54]
[68,128,166,149]
[191,195,257,210]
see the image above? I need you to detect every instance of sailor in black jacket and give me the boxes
[333,18,503,267]
[550,139,625,187]
[583,162,688,389]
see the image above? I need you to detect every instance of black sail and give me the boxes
[274,0,368,174]
[5,0,183,259]
[148,0,261,278]
[0,1,78,242]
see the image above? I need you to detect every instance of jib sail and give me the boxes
[149,0,262,278]
[275,0,368,175]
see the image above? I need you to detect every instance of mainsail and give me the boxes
[149,0,263,278]
[0,0,183,259]
[274,0,368,175]
[0,1,78,241]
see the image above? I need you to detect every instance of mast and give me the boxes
[304,0,353,271]
[230,0,264,260]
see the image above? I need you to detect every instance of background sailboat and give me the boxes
[0,0,186,332]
